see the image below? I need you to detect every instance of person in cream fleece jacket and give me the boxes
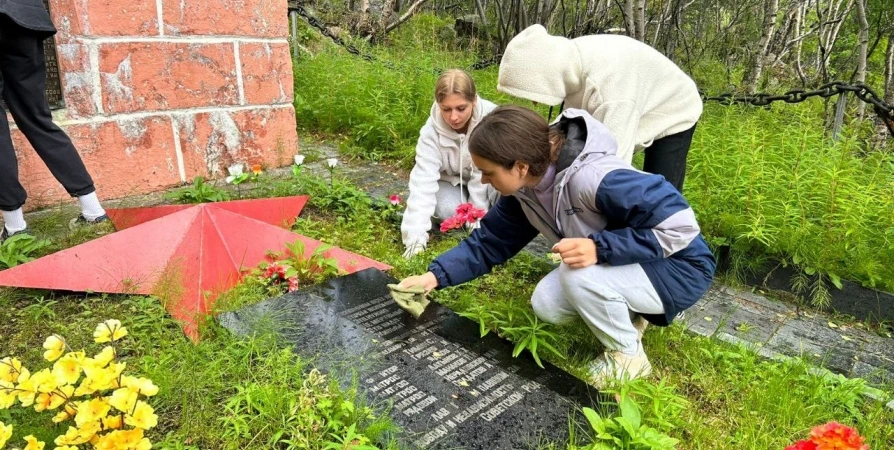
[497,24,703,192]
[401,69,499,258]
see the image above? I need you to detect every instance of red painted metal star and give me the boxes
[0,196,391,339]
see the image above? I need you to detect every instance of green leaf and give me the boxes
[619,394,642,430]
[829,273,843,289]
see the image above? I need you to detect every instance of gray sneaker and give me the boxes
[0,227,32,243]
[69,213,111,231]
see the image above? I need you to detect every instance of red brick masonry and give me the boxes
[10,0,298,209]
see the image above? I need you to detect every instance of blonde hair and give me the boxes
[435,69,477,103]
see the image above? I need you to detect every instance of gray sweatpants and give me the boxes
[531,263,664,354]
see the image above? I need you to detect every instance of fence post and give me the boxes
[832,92,848,141]
[290,10,299,59]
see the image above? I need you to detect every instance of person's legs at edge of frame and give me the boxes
[0,16,108,237]
[641,124,697,193]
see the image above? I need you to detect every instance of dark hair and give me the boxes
[468,105,562,177]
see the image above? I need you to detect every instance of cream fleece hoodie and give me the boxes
[401,96,498,248]
[497,24,703,163]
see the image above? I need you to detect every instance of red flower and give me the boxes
[440,203,487,232]
[389,194,402,205]
[809,422,868,450]
[786,440,819,450]
[287,277,300,292]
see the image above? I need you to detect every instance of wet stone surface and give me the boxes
[219,268,599,449]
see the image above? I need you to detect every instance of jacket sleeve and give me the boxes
[590,100,640,164]
[429,196,539,288]
[401,123,443,247]
[590,169,701,266]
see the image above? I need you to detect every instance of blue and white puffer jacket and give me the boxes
[428,109,715,325]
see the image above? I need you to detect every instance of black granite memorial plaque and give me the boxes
[219,268,600,449]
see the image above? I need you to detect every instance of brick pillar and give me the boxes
[10,0,298,209]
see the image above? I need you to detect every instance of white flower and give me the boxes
[225,164,244,183]
[326,158,338,168]
[294,154,306,166]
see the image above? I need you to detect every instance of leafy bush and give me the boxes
[0,233,51,269]
[688,104,894,299]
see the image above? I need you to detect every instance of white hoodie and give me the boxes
[497,25,703,163]
[401,96,498,248]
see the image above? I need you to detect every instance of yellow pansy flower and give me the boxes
[0,380,17,409]
[124,400,158,430]
[91,346,116,368]
[44,385,75,412]
[54,446,79,450]
[42,335,66,362]
[93,320,128,343]
[16,368,56,407]
[108,387,138,413]
[52,355,83,386]
[23,434,46,450]
[0,357,26,383]
[74,398,111,428]
[94,428,143,450]
[52,409,71,423]
[101,414,122,430]
[123,376,159,397]
[0,421,12,448]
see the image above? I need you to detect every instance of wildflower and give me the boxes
[389,194,402,205]
[52,353,83,385]
[294,154,306,166]
[108,387,139,413]
[74,398,111,427]
[93,320,127,343]
[809,422,868,450]
[785,440,819,450]
[122,377,159,397]
[125,401,158,430]
[42,335,66,362]
[0,357,25,383]
[102,414,123,430]
[95,428,144,449]
[326,158,338,168]
[0,380,17,408]
[54,421,99,446]
[91,346,117,368]
[251,163,262,175]
[23,434,45,450]
[288,277,300,292]
[0,421,11,448]
[34,385,71,412]
[225,164,244,183]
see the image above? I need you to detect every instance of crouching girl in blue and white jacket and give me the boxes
[398,105,715,387]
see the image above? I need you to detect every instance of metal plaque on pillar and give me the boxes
[43,0,65,110]
[0,1,65,111]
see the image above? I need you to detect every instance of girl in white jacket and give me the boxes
[401,69,499,258]
[497,25,703,192]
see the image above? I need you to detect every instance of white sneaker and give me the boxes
[587,345,652,389]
